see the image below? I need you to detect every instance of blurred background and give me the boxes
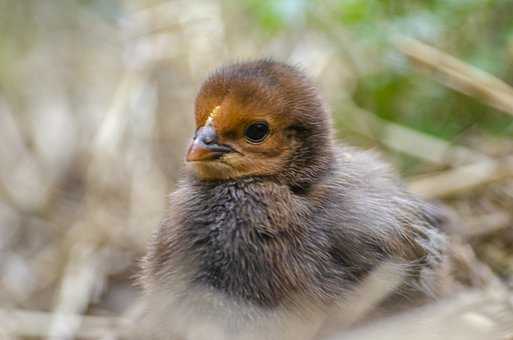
[0,0,512,338]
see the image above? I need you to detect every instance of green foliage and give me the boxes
[243,0,289,34]
[337,0,382,25]
[244,0,513,139]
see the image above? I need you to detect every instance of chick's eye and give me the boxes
[245,122,270,143]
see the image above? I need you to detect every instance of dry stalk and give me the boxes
[409,156,513,198]
[395,36,513,117]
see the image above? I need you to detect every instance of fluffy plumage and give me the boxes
[140,60,451,340]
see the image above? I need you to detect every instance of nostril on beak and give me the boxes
[198,126,217,145]
[203,131,215,144]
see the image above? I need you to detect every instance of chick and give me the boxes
[140,59,452,340]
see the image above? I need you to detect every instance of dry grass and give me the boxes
[0,1,512,339]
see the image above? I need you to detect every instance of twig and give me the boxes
[342,103,487,165]
[463,212,512,238]
[320,260,408,334]
[395,36,513,117]
[408,156,513,198]
[0,309,123,338]
[379,119,485,165]
[48,244,105,340]
[327,289,513,340]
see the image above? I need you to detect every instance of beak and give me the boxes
[186,125,233,162]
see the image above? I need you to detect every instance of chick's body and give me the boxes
[141,60,450,340]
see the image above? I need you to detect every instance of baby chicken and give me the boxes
[140,60,451,340]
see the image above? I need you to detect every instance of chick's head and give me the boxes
[187,60,334,186]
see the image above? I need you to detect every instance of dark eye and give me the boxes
[245,122,270,143]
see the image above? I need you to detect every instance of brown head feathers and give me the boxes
[187,59,334,189]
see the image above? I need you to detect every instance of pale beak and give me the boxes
[186,125,233,162]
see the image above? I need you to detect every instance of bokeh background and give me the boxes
[1,0,512,338]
